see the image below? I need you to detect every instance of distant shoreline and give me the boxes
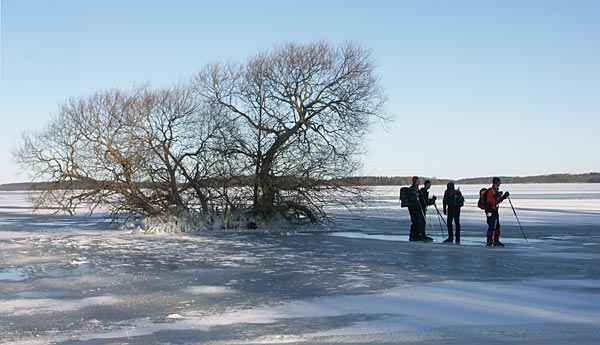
[344,172,600,186]
[1,173,598,191]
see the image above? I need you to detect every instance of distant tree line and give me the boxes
[342,173,600,186]
[456,173,600,185]
[2,172,598,193]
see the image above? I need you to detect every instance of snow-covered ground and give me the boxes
[1,184,599,344]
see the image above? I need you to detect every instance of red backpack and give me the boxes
[477,188,489,209]
[450,190,465,207]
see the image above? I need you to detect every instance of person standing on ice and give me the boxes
[484,177,510,246]
[443,182,464,243]
[417,180,436,241]
[406,176,425,241]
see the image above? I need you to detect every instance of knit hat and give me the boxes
[492,177,501,184]
[412,176,419,183]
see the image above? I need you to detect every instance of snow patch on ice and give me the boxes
[206,334,307,344]
[186,285,234,295]
[124,211,324,235]
[72,279,600,342]
[126,214,210,234]
[0,295,121,315]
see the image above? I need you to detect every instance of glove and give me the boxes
[443,209,447,215]
[503,191,510,198]
[432,195,437,201]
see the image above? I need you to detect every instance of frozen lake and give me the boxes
[1,184,599,344]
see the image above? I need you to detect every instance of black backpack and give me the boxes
[399,187,410,208]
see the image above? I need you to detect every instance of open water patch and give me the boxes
[0,264,97,282]
[0,268,28,281]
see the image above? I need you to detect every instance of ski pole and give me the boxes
[508,197,528,243]
[434,205,444,238]
[433,203,447,240]
[433,204,447,226]
[426,212,436,237]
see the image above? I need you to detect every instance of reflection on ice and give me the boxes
[326,231,542,246]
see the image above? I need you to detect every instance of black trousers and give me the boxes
[408,205,425,240]
[447,206,461,241]
[486,209,501,244]
[486,209,500,231]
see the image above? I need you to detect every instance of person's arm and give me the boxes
[418,189,426,208]
[499,191,510,203]
[487,189,509,206]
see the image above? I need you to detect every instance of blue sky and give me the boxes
[1,0,599,183]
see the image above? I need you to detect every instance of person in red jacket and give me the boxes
[484,177,510,246]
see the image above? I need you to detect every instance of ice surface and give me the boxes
[1,185,600,344]
[0,296,121,316]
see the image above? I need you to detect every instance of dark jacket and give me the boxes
[418,187,436,212]
[443,189,463,213]
[407,184,419,207]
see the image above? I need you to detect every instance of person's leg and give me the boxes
[445,209,454,242]
[408,206,421,241]
[419,210,431,240]
[454,208,461,243]
[486,212,495,246]
[493,211,503,246]
[408,210,414,239]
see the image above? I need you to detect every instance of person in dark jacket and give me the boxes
[484,177,510,246]
[443,182,463,243]
[417,180,436,241]
[407,176,424,241]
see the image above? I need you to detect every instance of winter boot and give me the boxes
[493,230,500,242]
[444,229,453,243]
[486,230,494,246]
[493,230,504,246]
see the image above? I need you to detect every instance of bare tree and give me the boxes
[16,41,388,228]
[194,41,388,222]
[15,84,231,219]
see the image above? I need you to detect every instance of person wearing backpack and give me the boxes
[405,176,424,241]
[482,177,510,247]
[417,179,436,241]
[442,182,464,243]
